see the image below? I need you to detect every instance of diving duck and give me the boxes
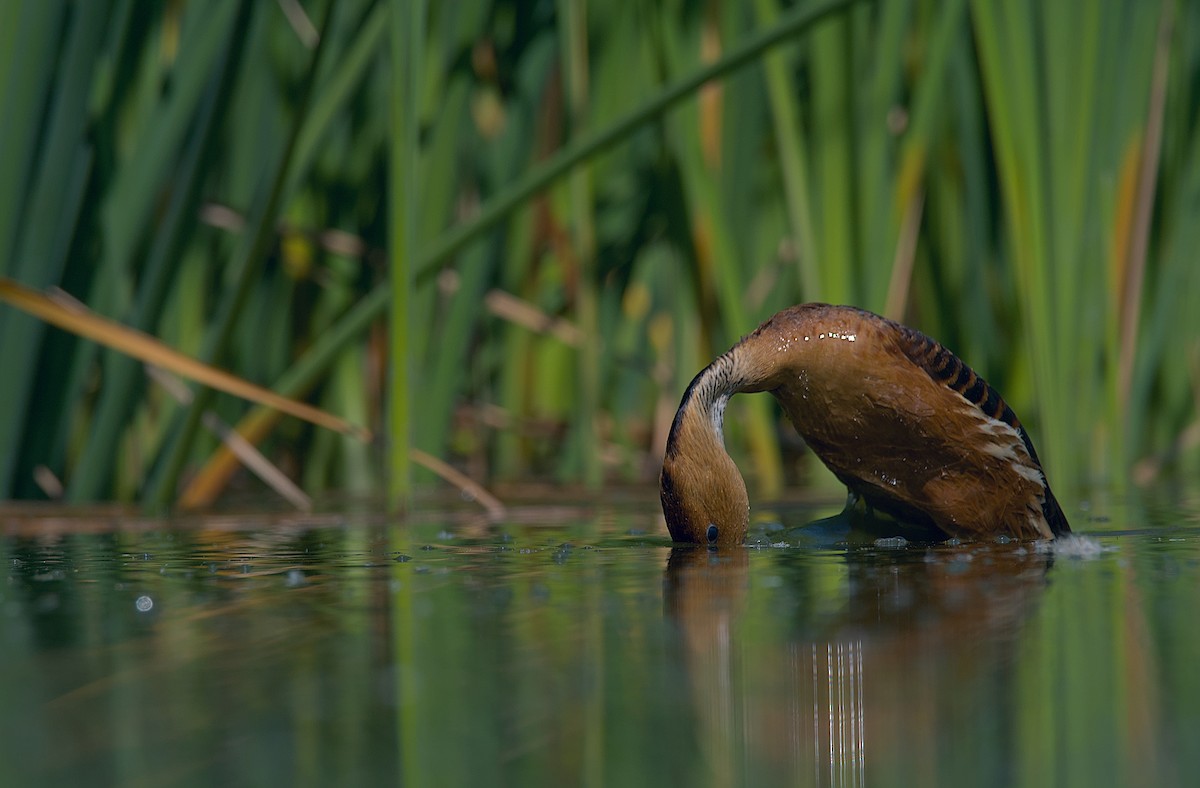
[660,304,1070,546]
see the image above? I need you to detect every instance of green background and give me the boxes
[1,0,1197,509]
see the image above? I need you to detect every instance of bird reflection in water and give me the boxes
[664,530,1054,786]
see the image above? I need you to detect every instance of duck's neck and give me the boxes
[661,352,756,545]
[666,352,746,458]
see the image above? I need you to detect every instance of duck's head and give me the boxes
[660,438,749,548]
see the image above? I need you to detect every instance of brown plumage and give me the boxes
[660,304,1070,546]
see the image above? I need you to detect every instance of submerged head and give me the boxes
[660,447,750,548]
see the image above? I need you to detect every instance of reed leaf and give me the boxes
[0,278,367,440]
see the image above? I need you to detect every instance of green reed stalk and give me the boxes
[388,0,425,506]
[492,210,539,480]
[69,8,249,500]
[971,1,1167,486]
[0,1,107,495]
[287,3,388,201]
[146,1,333,508]
[883,0,964,323]
[807,13,855,307]
[234,0,859,490]
[854,0,909,311]
[413,0,860,285]
[407,83,475,479]
[970,1,1065,482]
[559,0,602,488]
[753,0,821,300]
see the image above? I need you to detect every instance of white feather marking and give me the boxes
[711,393,729,443]
[977,419,1011,436]
[961,405,1044,485]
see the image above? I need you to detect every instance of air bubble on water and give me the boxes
[135,595,153,613]
[873,536,908,549]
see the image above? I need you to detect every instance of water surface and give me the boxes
[3,496,1199,786]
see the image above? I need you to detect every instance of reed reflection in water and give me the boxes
[3,507,1196,786]
[665,539,1056,786]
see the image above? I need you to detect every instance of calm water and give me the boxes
[3,494,1200,787]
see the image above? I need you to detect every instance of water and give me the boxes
[3,496,1200,787]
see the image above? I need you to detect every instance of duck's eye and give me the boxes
[706,523,719,543]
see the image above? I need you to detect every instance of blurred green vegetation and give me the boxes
[1,0,1197,507]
